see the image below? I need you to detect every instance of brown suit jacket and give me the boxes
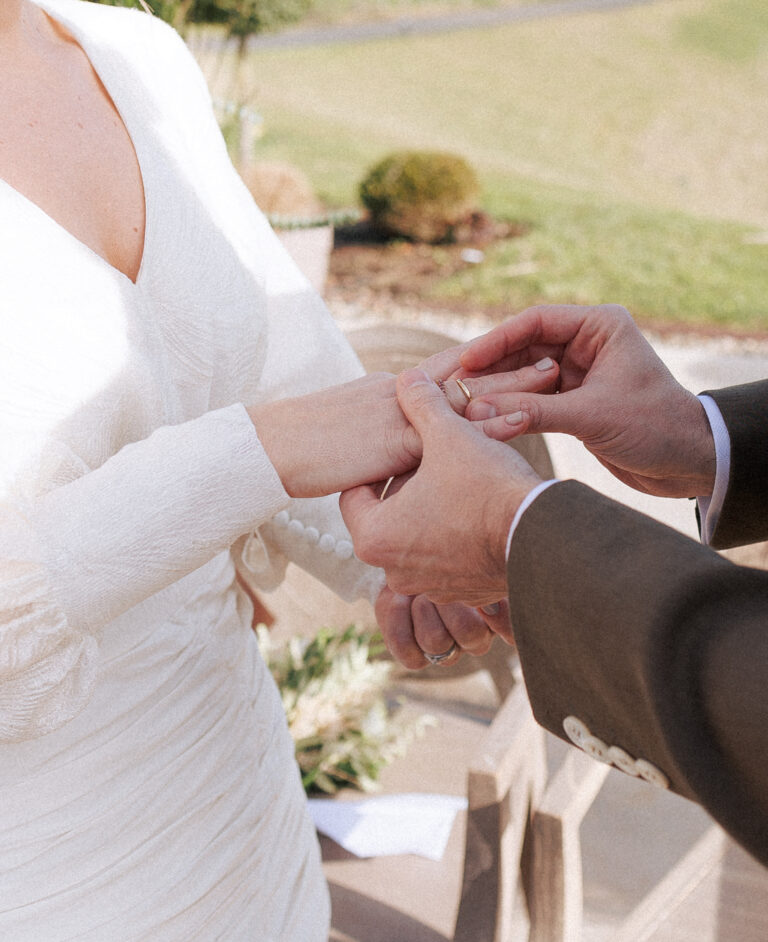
[507,380,768,866]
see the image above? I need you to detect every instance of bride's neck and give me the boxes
[0,0,50,52]
[0,0,24,32]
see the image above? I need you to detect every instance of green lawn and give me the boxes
[192,0,768,330]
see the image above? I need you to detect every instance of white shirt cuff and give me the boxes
[696,394,731,545]
[505,479,559,560]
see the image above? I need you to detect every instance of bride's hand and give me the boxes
[248,372,414,498]
[247,352,559,499]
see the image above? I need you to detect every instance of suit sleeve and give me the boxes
[704,379,768,549]
[508,480,768,866]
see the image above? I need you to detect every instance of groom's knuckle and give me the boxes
[518,395,539,426]
[355,531,380,565]
[388,571,412,596]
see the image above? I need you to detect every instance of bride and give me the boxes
[0,0,544,937]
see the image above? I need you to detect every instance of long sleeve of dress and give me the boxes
[167,21,387,605]
[0,3,383,743]
[1,405,290,742]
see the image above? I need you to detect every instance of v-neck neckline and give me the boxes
[0,0,151,288]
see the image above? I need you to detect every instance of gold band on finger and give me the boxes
[379,476,395,501]
[455,378,472,404]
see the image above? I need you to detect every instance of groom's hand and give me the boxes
[340,369,542,607]
[459,304,716,499]
[374,588,514,670]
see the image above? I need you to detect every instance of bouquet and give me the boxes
[257,624,433,794]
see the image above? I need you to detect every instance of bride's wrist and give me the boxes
[246,383,412,499]
[247,400,306,498]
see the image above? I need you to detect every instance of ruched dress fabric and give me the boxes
[0,1,384,938]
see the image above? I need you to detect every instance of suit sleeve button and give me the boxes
[582,734,611,763]
[607,746,639,776]
[635,759,670,789]
[563,716,590,748]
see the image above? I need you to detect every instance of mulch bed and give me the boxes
[327,214,527,314]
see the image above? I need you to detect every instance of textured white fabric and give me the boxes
[0,0,383,936]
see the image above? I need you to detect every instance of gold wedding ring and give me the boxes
[455,378,472,404]
[379,476,395,501]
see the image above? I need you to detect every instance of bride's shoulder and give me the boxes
[50,0,193,66]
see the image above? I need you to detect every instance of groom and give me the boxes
[340,303,768,867]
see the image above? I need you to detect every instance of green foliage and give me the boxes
[96,0,312,38]
[431,174,768,330]
[215,0,312,41]
[359,150,479,243]
[257,624,433,794]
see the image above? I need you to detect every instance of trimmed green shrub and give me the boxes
[359,150,479,243]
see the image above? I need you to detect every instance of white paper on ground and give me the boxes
[308,792,467,861]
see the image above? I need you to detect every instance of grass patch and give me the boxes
[438,174,766,329]
[676,0,768,63]
[193,0,768,330]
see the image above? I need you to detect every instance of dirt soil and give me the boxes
[326,216,526,317]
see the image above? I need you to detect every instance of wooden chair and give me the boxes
[518,752,768,942]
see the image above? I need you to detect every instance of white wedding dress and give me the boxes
[0,2,383,938]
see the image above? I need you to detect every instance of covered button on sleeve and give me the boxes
[334,540,354,560]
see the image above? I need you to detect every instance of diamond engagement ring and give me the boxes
[423,642,458,665]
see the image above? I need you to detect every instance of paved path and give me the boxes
[196,0,658,52]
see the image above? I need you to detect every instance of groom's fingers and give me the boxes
[464,356,559,399]
[339,483,380,542]
[374,588,427,670]
[477,598,515,646]
[460,305,586,373]
[396,369,458,438]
